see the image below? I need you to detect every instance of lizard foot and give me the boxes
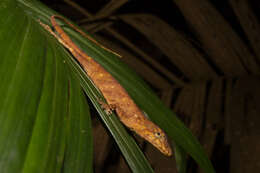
[98,99,116,115]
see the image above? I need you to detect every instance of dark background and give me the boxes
[40,0,260,172]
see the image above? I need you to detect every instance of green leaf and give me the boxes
[21,30,69,173]
[0,1,93,173]
[174,143,187,173]
[63,72,93,173]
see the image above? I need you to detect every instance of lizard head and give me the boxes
[115,108,172,156]
[135,121,172,156]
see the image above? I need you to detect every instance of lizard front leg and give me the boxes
[97,99,116,115]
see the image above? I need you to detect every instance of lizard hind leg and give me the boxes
[38,20,71,52]
[39,20,59,39]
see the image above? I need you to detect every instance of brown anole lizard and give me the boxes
[39,15,172,156]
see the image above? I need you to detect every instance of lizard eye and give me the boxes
[154,132,161,138]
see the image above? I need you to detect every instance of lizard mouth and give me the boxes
[149,135,172,156]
